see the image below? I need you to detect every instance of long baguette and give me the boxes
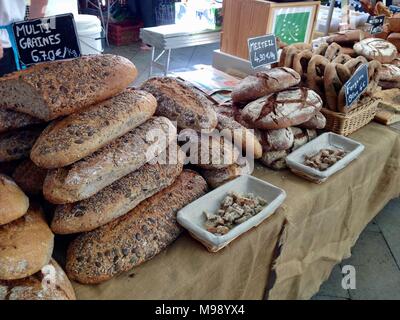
[66,170,208,284]
[0,55,137,121]
[43,117,176,204]
[51,147,185,234]
[31,89,157,169]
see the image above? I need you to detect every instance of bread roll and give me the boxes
[0,174,29,225]
[0,109,42,134]
[241,88,323,130]
[231,67,301,103]
[66,170,208,284]
[0,204,54,280]
[0,127,42,162]
[12,160,47,195]
[51,148,185,234]
[141,77,217,132]
[31,90,157,169]
[43,117,176,204]
[0,259,75,300]
[0,55,138,121]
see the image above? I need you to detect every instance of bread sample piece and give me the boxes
[231,67,301,103]
[255,127,294,151]
[12,160,47,195]
[43,117,176,204]
[179,129,239,169]
[0,259,76,300]
[201,160,251,188]
[0,55,137,121]
[66,170,208,284]
[241,87,323,129]
[0,127,42,162]
[215,112,262,159]
[31,90,157,169]
[141,77,217,132]
[299,111,326,129]
[0,204,54,280]
[354,38,398,63]
[387,33,400,51]
[51,148,185,234]
[0,109,42,134]
[0,174,29,225]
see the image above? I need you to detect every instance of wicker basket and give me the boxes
[321,97,379,136]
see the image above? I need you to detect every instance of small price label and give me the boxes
[367,15,385,34]
[248,34,278,69]
[344,64,369,107]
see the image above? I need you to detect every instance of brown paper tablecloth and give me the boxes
[72,123,400,300]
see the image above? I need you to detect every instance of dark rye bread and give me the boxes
[141,77,218,132]
[12,159,47,195]
[66,170,208,284]
[231,67,301,103]
[51,148,185,234]
[0,259,76,300]
[31,90,157,169]
[0,126,43,162]
[43,117,176,204]
[0,109,42,134]
[0,55,138,121]
[241,87,323,129]
[0,204,54,280]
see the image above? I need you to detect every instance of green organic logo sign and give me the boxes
[274,12,310,44]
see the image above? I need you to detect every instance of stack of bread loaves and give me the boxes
[230,67,325,170]
[0,55,210,286]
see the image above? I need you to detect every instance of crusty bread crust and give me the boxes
[12,160,47,195]
[0,109,42,134]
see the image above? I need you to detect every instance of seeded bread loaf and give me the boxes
[0,203,54,280]
[0,259,76,300]
[66,170,208,284]
[0,127,43,162]
[0,174,29,226]
[141,77,218,132]
[0,55,138,121]
[0,109,42,134]
[51,148,185,234]
[43,117,176,204]
[12,160,47,195]
[241,87,323,130]
[231,67,301,103]
[31,90,157,169]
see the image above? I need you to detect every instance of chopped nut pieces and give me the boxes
[304,148,346,171]
[204,192,267,235]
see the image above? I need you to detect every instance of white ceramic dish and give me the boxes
[286,132,365,182]
[177,175,286,252]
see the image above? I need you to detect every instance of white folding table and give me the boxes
[140,24,221,76]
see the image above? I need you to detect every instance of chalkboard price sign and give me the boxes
[248,34,278,69]
[367,15,385,34]
[344,64,369,108]
[12,13,81,67]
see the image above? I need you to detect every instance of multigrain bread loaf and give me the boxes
[31,90,157,169]
[141,77,218,132]
[0,204,54,280]
[0,109,42,134]
[0,174,29,225]
[231,67,301,103]
[0,127,43,162]
[201,160,251,188]
[0,259,76,300]
[66,170,208,284]
[43,117,176,204]
[51,148,185,234]
[0,55,138,121]
[241,87,323,129]
[12,160,47,195]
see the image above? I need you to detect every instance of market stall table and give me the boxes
[70,122,400,300]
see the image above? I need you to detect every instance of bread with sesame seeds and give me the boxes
[0,54,138,121]
[30,89,157,169]
[66,170,208,284]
